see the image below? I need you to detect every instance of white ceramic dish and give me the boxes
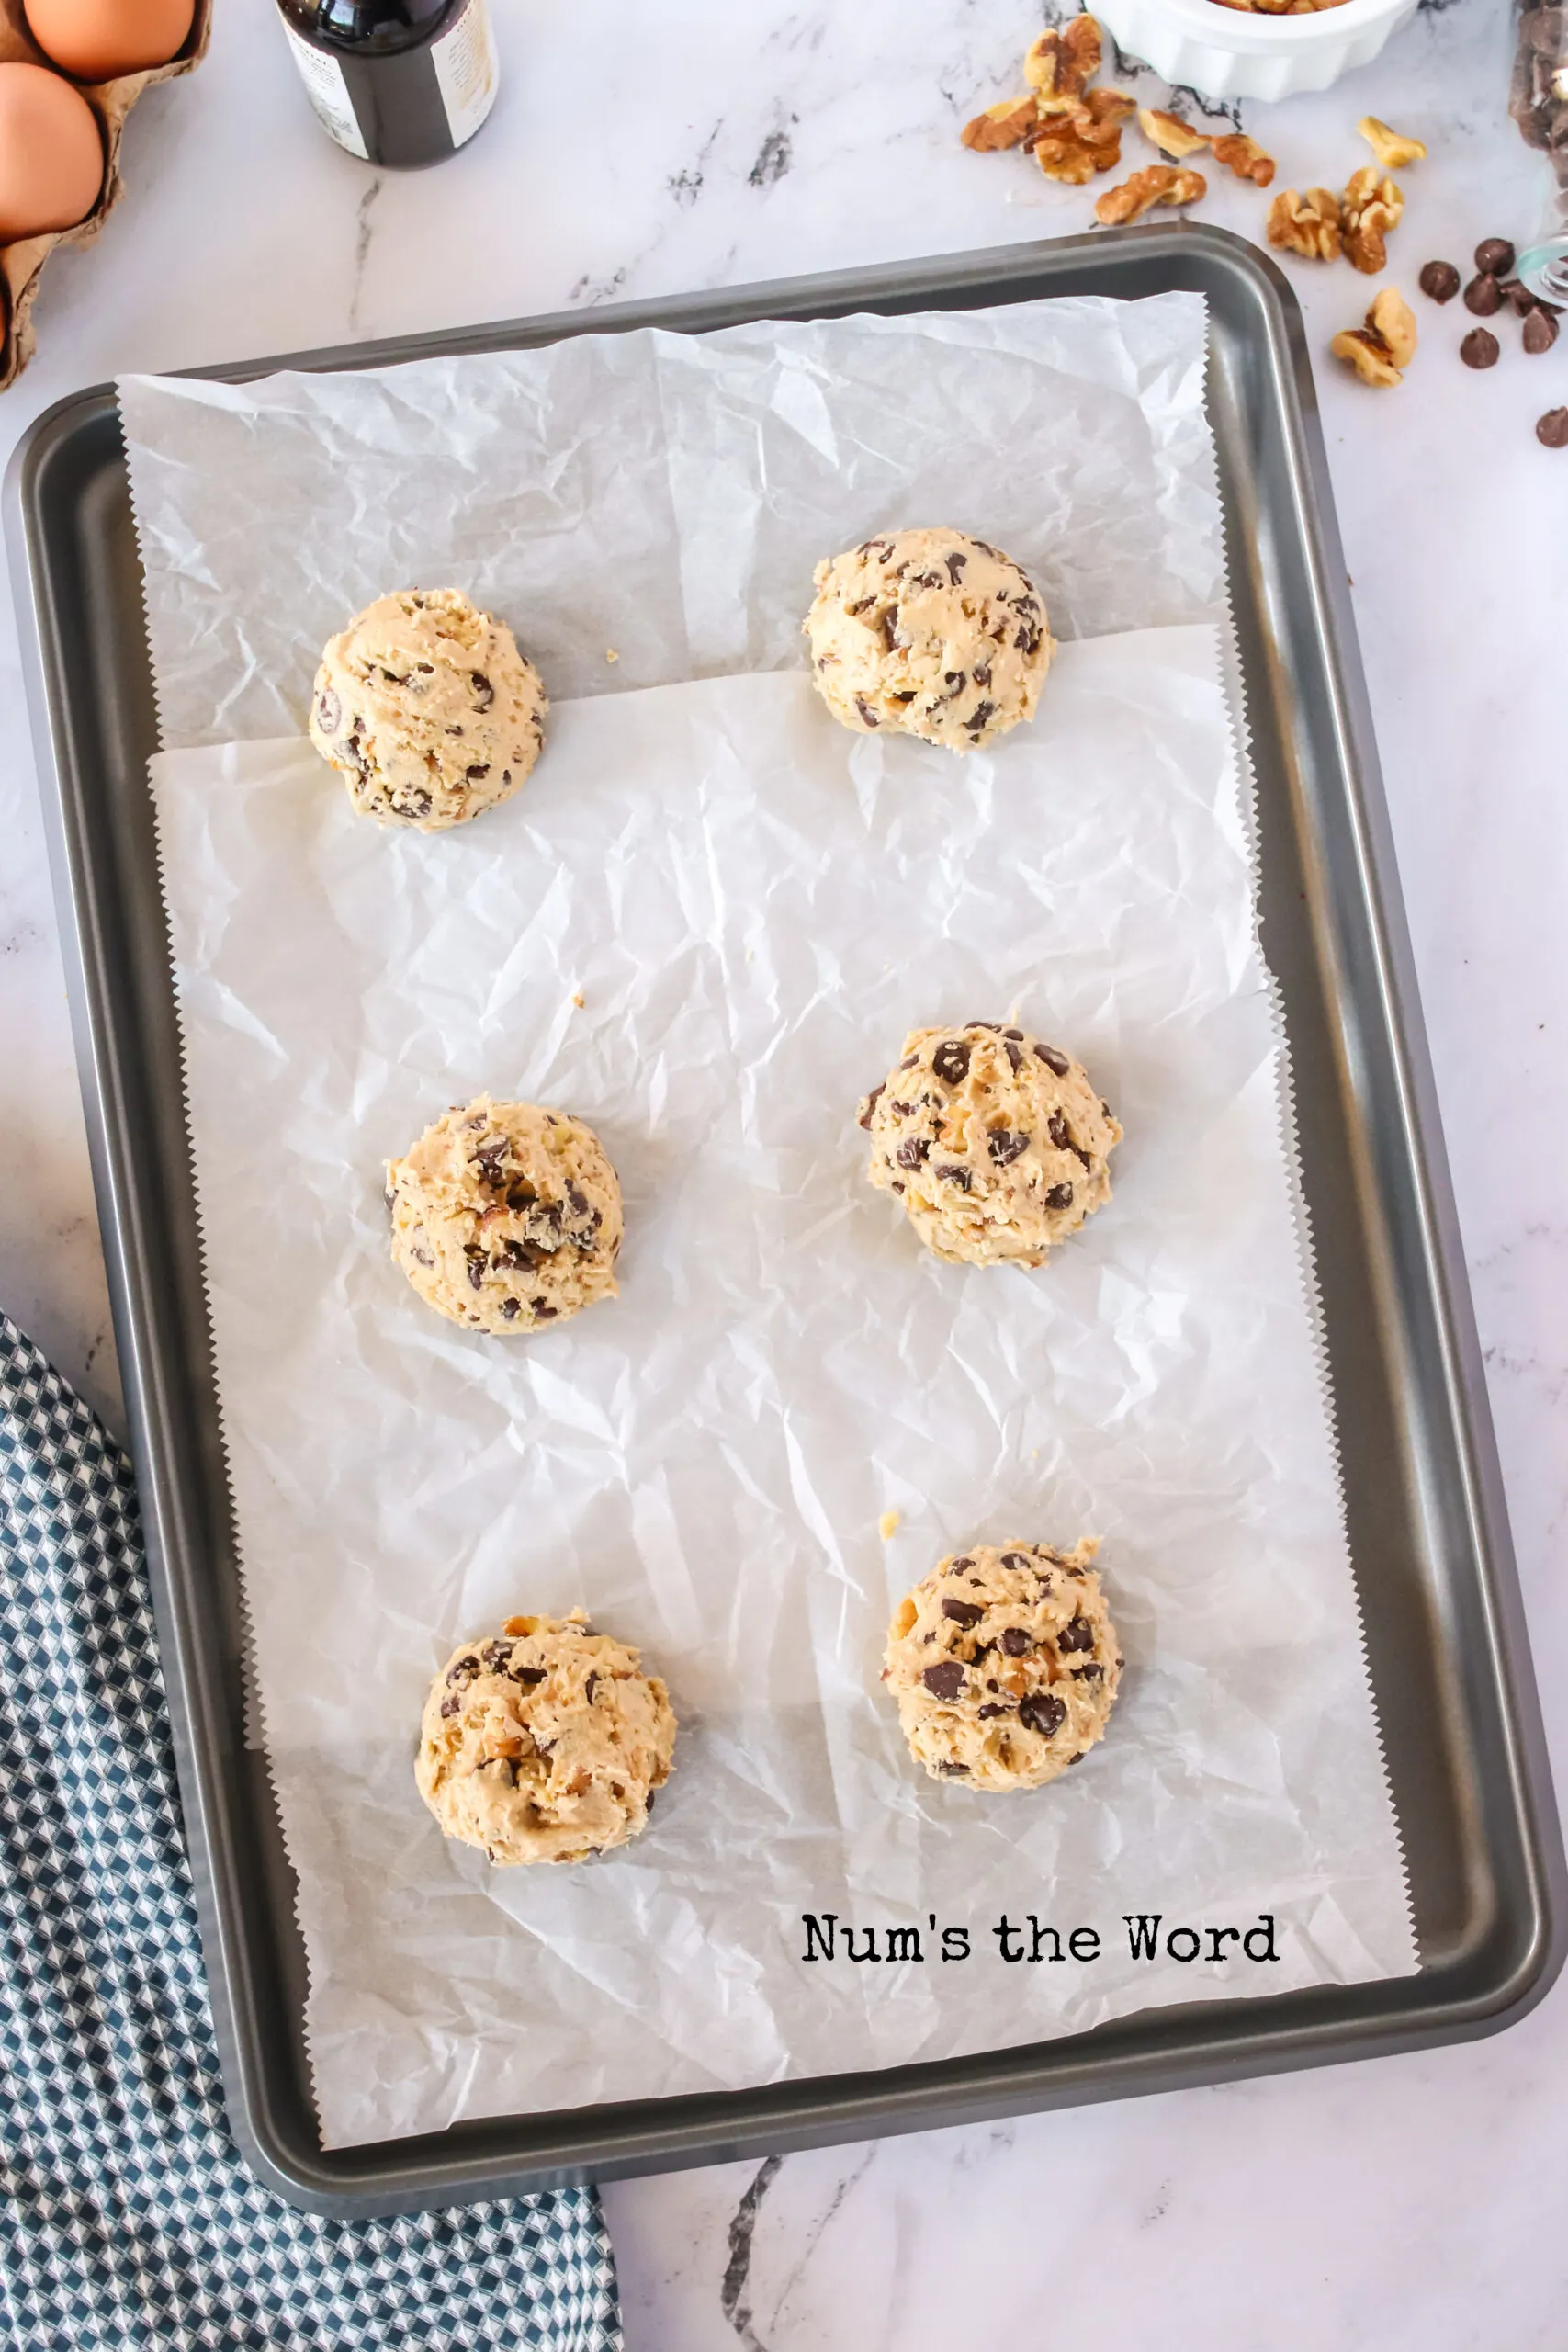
[1097,0,1418,101]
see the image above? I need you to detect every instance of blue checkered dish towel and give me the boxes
[0,1314,622,2351]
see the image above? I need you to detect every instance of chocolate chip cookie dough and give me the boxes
[884,1542,1122,1791]
[417,1611,676,1865]
[309,587,547,830]
[857,1023,1121,1268]
[387,1094,622,1334]
[804,527,1052,752]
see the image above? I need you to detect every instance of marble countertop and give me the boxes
[3,0,1566,2342]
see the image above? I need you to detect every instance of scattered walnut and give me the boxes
[1358,116,1427,170]
[1034,120,1120,184]
[1023,14,1102,104]
[1340,166,1404,274]
[1211,132,1276,187]
[1367,285,1417,367]
[1082,86,1136,127]
[1330,286,1416,386]
[1095,164,1206,226]
[962,93,1040,151]
[1267,187,1343,263]
[1137,107,1210,158]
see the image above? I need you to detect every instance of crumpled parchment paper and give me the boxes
[122,297,1414,2151]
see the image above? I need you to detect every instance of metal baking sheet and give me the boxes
[7,224,1562,2217]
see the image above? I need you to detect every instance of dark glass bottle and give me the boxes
[276,0,498,171]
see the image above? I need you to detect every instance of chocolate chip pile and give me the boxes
[1416,235,1565,438]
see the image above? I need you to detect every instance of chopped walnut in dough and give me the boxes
[1137,107,1210,158]
[1267,187,1343,262]
[1341,167,1404,274]
[1358,116,1427,170]
[961,93,1039,151]
[1095,164,1206,226]
[1023,15,1101,106]
[1211,132,1276,187]
[1330,287,1417,387]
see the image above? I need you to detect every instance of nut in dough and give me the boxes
[417,1611,676,1864]
[885,1542,1122,1790]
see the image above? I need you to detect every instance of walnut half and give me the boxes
[1267,187,1343,263]
[1211,132,1276,187]
[962,94,1039,152]
[1138,107,1210,159]
[1358,116,1427,170]
[1023,14,1102,106]
[1341,166,1404,274]
[1095,164,1207,226]
[1330,286,1417,386]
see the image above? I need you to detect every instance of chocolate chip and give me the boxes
[439,1693,463,1717]
[931,1040,971,1086]
[1461,327,1501,368]
[1057,1616,1096,1654]
[923,1661,966,1702]
[973,661,992,688]
[1500,277,1538,315]
[1475,236,1517,277]
[1000,1551,1031,1572]
[1047,1112,1072,1151]
[464,1245,487,1290]
[1035,1042,1070,1076]
[854,695,880,729]
[1537,406,1568,445]
[944,551,968,583]
[1044,1182,1074,1211]
[944,671,964,690]
[1019,1691,1066,1737]
[513,1666,547,1688]
[977,1702,1013,1719]
[965,1021,1001,1032]
[584,1673,598,1702]
[1071,1662,1104,1680]
[1418,259,1461,303]
[499,1298,520,1321]
[936,1761,971,1776]
[999,1626,1032,1657]
[447,1655,478,1684]
[1525,306,1560,353]
[889,1101,915,1118]
[951,1556,975,1572]
[1004,1039,1023,1072]
[942,1598,985,1629]
[987,1129,1029,1165]
[896,1136,931,1170]
[534,1302,558,1320]
[936,1165,971,1190]
[473,1141,509,1187]
[466,763,491,782]
[879,610,898,651]
[470,671,495,709]
[965,700,996,737]
[507,1181,537,1211]
[316,687,341,732]
[1464,273,1504,316]
[482,1640,513,1670]
[858,1081,886,1131]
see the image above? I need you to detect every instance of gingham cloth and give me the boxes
[0,1313,622,2350]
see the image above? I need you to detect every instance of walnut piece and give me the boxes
[1029,85,1130,182]
[1211,132,1276,187]
[1138,107,1210,158]
[1267,187,1343,263]
[1330,286,1417,386]
[1094,164,1207,226]
[1023,14,1102,104]
[1340,166,1404,274]
[1358,116,1427,170]
[962,94,1039,151]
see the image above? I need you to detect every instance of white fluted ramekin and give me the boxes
[1096,0,1418,102]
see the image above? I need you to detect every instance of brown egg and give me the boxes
[24,0,195,84]
[0,65,104,244]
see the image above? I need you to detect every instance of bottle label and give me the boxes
[430,0,499,150]
[282,19,369,160]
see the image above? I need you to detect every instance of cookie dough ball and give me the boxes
[884,1542,1121,1791]
[804,527,1051,752]
[310,586,547,831]
[387,1093,622,1334]
[857,1022,1121,1269]
[417,1611,676,1865]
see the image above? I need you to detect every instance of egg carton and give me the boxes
[0,0,211,391]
